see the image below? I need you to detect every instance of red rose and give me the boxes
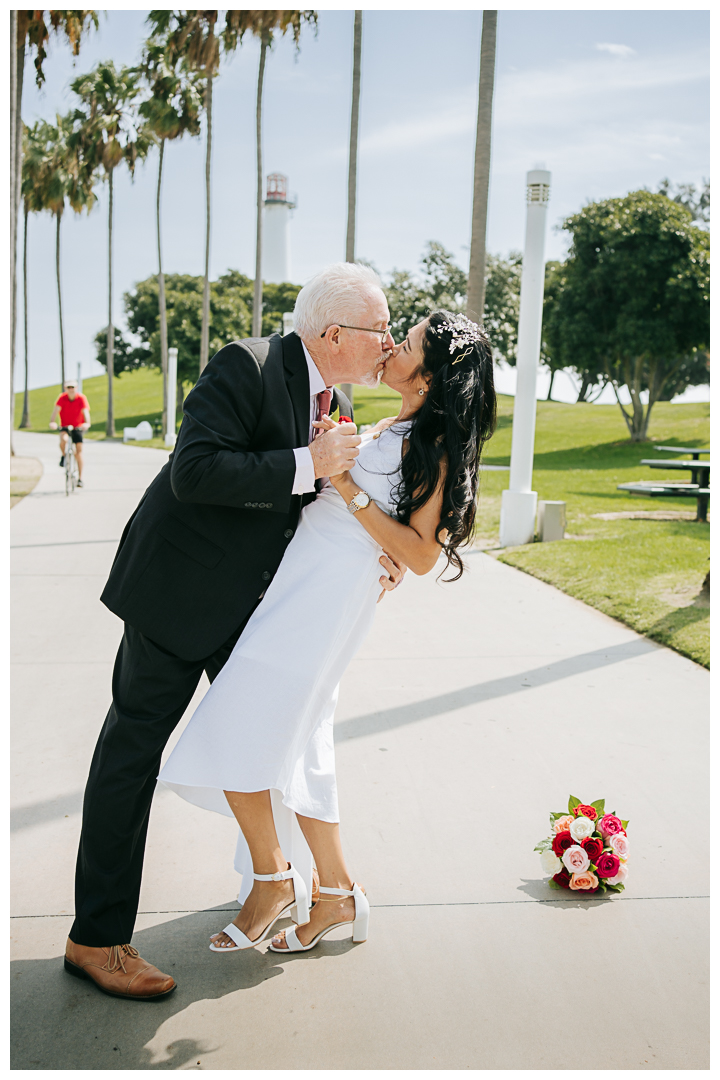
[574,804,598,821]
[595,852,621,879]
[338,416,353,424]
[552,869,571,889]
[551,830,574,857]
[581,836,604,862]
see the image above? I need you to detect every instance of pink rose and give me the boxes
[606,863,628,887]
[569,871,599,891]
[561,845,590,874]
[553,815,575,835]
[595,852,621,879]
[598,814,624,837]
[607,833,629,860]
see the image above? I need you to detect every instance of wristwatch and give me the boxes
[347,490,372,514]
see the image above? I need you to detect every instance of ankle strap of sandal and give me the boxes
[316,884,355,899]
[254,864,295,883]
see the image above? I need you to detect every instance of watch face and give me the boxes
[355,491,370,508]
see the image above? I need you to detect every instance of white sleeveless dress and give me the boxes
[158,421,410,903]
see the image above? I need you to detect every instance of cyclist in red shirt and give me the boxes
[49,380,91,487]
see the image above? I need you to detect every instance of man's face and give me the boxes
[334,289,395,388]
[65,385,77,399]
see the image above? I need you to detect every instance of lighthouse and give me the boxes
[262,173,295,284]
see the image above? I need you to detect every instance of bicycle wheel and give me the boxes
[65,449,76,495]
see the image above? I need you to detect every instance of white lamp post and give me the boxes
[165,346,178,447]
[499,168,551,547]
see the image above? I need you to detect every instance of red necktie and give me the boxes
[313,389,332,441]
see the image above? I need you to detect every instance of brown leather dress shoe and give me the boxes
[64,939,176,1001]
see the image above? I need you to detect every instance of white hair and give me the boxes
[292,262,384,341]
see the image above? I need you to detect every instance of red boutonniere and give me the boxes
[338,416,353,424]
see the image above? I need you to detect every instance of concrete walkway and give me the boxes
[11,431,709,1070]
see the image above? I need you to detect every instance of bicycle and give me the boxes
[61,425,79,495]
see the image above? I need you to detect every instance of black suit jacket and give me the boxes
[100,332,352,660]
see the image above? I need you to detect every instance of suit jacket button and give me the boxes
[258,502,265,508]
[284,529,293,539]
[267,502,273,508]
[244,502,251,508]
[261,571,271,581]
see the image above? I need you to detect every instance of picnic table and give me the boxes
[617,446,710,522]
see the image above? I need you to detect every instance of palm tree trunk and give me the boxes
[341,10,363,407]
[345,11,362,263]
[156,138,169,435]
[252,36,268,339]
[106,168,115,437]
[21,205,30,428]
[56,212,66,388]
[10,14,22,453]
[199,78,213,372]
[466,10,497,325]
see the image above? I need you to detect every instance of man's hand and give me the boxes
[377,551,406,603]
[49,422,58,430]
[309,417,361,479]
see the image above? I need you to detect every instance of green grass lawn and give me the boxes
[477,397,710,668]
[15,374,709,666]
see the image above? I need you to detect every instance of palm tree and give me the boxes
[70,61,153,437]
[249,11,318,339]
[346,11,362,264]
[11,11,98,450]
[140,35,203,435]
[146,10,222,374]
[466,10,497,324]
[341,10,363,405]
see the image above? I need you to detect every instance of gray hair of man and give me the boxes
[292,262,385,341]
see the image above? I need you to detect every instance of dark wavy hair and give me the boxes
[393,310,496,580]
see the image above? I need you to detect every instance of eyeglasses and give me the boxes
[321,324,393,346]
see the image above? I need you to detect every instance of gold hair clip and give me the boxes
[451,346,474,365]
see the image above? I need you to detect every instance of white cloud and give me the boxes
[596,43,637,59]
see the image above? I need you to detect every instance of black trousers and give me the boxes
[70,615,254,947]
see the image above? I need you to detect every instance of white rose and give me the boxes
[569,815,595,842]
[540,849,562,876]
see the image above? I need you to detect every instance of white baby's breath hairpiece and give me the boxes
[430,313,485,364]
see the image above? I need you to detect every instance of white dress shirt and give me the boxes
[291,341,333,495]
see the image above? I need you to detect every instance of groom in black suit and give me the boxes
[65,264,399,1000]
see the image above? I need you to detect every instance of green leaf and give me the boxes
[568,795,582,813]
[621,819,629,830]
[607,882,625,893]
[549,811,566,822]
[533,840,552,853]
[591,799,605,816]
[547,878,561,890]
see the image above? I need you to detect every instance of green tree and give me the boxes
[105,272,302,415]
[552,190,709,440]
[384,242,521,367]
[70,61,153,436]
[140,30,204,435]
[656,178,709,228]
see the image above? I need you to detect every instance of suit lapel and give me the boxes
[282,332,310,448]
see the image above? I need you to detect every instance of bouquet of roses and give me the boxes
[534,796,629,894]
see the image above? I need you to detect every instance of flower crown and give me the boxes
[429,313,485,364]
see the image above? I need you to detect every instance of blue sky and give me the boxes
[17,7,710,399]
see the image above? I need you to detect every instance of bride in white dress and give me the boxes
[159,311,496,954]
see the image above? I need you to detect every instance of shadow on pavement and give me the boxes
[336,638,657,742]
[516,879,615,908]
[10,906,356,1069]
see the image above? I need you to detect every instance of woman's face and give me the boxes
[381,318,430,395]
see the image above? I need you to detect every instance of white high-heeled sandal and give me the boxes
[209,864,309,953]
[269,883,369,953]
